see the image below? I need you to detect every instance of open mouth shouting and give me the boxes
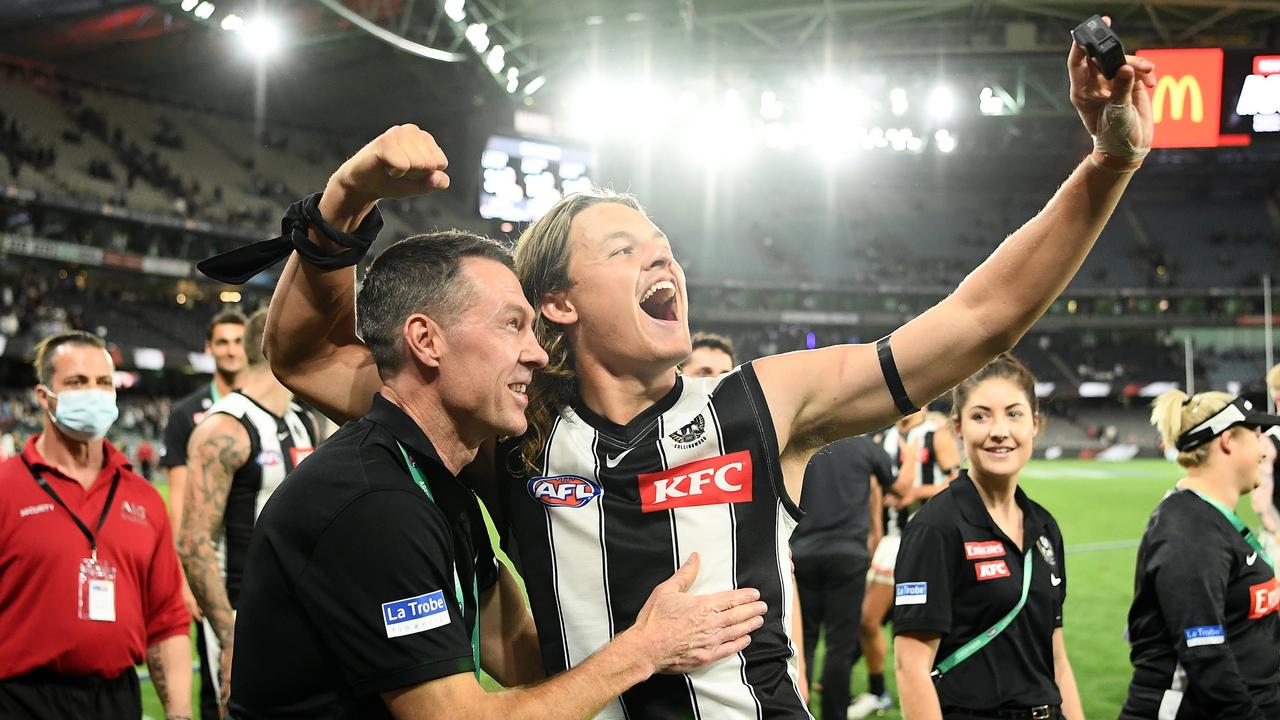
[640,279,679,323]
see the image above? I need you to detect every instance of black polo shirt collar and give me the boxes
[950,470,1052,546]
[365,392,449,474]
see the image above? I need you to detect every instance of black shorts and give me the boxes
[0,668,141,720]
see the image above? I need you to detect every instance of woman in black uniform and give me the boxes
[893,354,1084,720]
[1121,390,1280,719]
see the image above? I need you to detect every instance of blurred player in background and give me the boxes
[681,332,736,379]
[178,310,317,715]
[791,435,894,720]
[161,308,245,720]
[1257,364,1280,559]
[850,406,959,718]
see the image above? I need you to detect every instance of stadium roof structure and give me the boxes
[0,0,1277,133]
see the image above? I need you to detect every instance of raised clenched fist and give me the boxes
[326,124,451,208]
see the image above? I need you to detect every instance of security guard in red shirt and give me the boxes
[0,332,192,720]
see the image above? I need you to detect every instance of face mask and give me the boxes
[44,388,119,442]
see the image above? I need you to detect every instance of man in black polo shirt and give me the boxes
[891,472,1068,716]
[230,135,767,719]
[790,435,894,720]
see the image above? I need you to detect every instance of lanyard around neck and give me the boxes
[1188,489,1274,570]
[209,381,222,404]
[395,442,480,677]
[22,456,121,562]
[932,547,1033,678]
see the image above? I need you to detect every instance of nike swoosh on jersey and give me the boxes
[605,447,635,468]
[1248,552,1259,566]
[1050,574,1063,587]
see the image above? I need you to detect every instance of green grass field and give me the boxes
[142,459,1247,719]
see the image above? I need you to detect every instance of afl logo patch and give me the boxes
[528,475,602,508]
[668,414,707,450]
[257,450,283,467]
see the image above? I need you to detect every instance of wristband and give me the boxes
[197,192,383,284]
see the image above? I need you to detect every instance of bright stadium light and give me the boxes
[979,87,1004,115]
[928,86,955,120]
[220,13,242,31]
[486,44,505,74]
[760,90,785,121]
[181,0,199,11]
[465,23,489,53]
[934,128,957,153]
[194,2,216,20]
[239,15,284,59]
[444,0,466,23]
[506,66,519,93]
[523,75,546,96]
[890,87,908,116]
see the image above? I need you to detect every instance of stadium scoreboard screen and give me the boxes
[1137,48,1280,148]
[478,135,596,223]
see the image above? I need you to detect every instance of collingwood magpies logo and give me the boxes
[669,414,707,450]
[1036,535,1056,569]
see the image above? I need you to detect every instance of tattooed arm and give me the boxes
[147,633,193,718]
[179,412,251,709]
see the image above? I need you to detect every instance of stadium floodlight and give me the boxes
[927,85,955,120]
[220,13,242,31]
[444,0,466,23]
[890,88,908,117]
[181,0,199,11]
[486,44,505,74]
[465,23,490,53]
[759,90,785,121]
[193,2,216,20]
[523,75,546,96]
[979,87,1004,115]
[506,67,519,93]
[934,128,957,153]
[239,15,284,60]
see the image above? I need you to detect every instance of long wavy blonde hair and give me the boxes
[512,189,645,475]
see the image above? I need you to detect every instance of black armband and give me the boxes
[197,192,383,284]
[876,335,919,416]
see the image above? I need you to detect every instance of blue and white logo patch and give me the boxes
[895,582,928,606]
[1184,625,1225,647]
[382,590,451,639]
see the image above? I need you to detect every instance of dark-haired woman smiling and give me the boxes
[892,354,1083,720]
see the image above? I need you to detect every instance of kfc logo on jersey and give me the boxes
[975,559,1011,581]
[1249,577,1280,620]
[528,475,602,508]
[638,450,752,512]
[964,541,1006,560]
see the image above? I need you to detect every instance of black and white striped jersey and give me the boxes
[879,420,941,537]
[208,392,316,606]
[497,363,810,718]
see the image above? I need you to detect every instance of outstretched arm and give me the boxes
[756,32,1155,457]
[265,124,451,423]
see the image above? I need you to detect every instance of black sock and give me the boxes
[869,673,885,696]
